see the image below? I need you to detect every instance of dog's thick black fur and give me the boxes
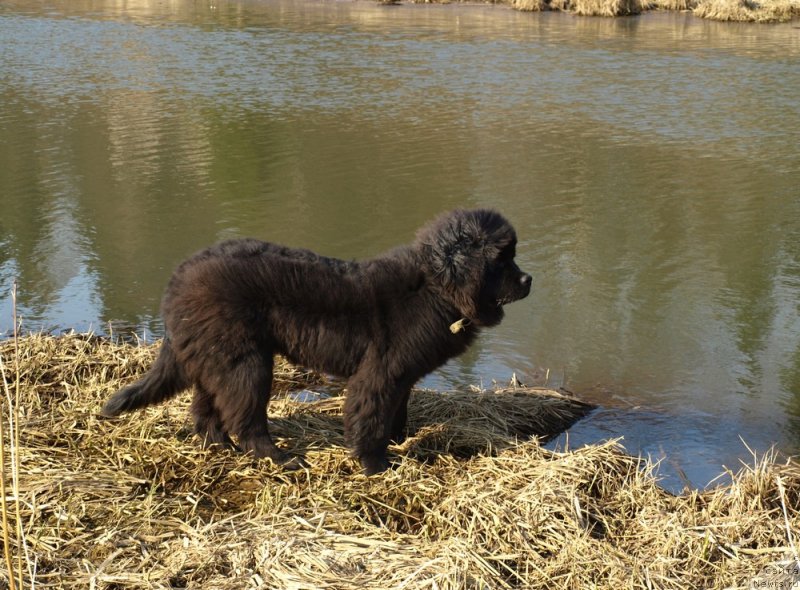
[102,209,532,475]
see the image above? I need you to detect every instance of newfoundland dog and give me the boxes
[102,209,532,475]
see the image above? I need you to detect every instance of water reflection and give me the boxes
[1,0,799,489]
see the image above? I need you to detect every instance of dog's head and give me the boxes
[416,209,532,328]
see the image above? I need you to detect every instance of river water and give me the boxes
[1,0,799,490]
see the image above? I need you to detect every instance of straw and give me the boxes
[0,333,797,589]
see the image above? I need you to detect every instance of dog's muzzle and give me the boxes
[498,272,532,306]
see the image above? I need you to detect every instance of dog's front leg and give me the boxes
[343,373,400,476]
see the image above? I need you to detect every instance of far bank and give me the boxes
[385,0,800,22]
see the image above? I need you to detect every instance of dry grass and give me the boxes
[408,0,800,20]
[647,0,698,11]
[511,0,551,13]
[693,0,800,21]
[511,0,643,14]
[568,0,643,16]
[1,333,799,589]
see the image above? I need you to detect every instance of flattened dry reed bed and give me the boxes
[0,333,798,589]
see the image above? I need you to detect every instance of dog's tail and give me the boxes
[101,338,187,416]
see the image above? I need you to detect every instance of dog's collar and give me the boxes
[449,318,471,334]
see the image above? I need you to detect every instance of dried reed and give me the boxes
[1,285,27,590]
[568,0,643,15]
[511,0,551,12]
[418,0,800,20]
[0,333,797,589]
[511,0,643,13]
[693,0,799,21]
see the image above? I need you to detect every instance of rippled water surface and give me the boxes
[2,0,799,489]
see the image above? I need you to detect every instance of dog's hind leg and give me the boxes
[218,353,305,470]
[191,385,239,452]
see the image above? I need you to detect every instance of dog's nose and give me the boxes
[520,273,532,288]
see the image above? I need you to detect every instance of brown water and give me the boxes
[1,0,799,490]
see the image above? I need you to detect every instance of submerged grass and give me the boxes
[0,333,798,589]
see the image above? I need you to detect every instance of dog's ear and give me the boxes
[431,245,482,320]
[416,211,487,321]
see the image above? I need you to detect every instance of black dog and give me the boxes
[102,209,531,475]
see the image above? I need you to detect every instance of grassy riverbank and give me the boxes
[399,0,800,22]
[0,333,798,588]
